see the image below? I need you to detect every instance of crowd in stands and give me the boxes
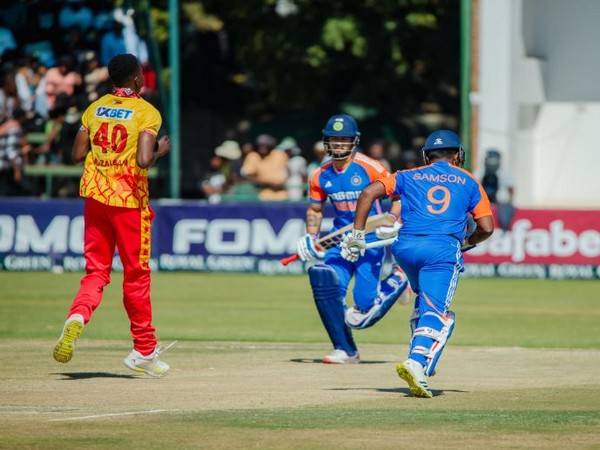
[200,134,425,203]
[0,0,155,196]
[0,1,446,203]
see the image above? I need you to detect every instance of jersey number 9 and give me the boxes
[426,185,451,214]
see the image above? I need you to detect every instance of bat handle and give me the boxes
[280,254,300,266]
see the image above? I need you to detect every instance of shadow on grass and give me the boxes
[289,358,389,365]
[328,386,468,397]
[53,372,138,380]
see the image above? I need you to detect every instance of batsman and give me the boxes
[342,130,494,396]
[296,114,411,364]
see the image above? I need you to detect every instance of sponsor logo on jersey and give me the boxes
[95,106,134,120]
[329,191,362,201]
[325,181,333,188]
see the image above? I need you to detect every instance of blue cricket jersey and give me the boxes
[309,153,389,239]
[378,160,492,242]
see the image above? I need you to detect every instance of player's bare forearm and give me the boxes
[71,128,90,163]
[467,215,494,245]
[390,197,401,219]
[354,181,386,230]
[306,204,323,237]
[137,133,170,169]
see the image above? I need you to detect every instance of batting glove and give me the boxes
[296,233,325,262]
[340,229,366,263]
[375,221,401,240]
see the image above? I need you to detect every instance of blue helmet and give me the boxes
[422,129,465,166]
[322,114,360,160]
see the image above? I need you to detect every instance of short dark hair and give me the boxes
[425,148,459,162]
[107,54,140,87]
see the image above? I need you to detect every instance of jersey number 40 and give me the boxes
[92,122,128,154]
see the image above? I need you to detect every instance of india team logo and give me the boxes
[434,137,443,145]
[351,174,362,186]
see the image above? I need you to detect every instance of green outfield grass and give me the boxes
[1,272,599,449]
[0,272,599,348]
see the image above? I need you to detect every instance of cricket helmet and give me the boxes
[422,129,465,167]
[322,114,360,160]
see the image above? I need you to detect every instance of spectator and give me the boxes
[15,58,36,112]
[278,136,307,201]
[58,0,94,31]
[476,148,515,229]
[241,134,289,201]
[82,51,109,102]
[34,101,68,165]
[114,7,149,65]
[100,21,126,66]
[241,141,255,158]
[0,69,19,122]
[0,108,29,195]
[365,140,391,171]
[34,72,49,118]
[141,64,157,96]
[44,56,82,110]
[307,140,327,180]
[201,140,242,203]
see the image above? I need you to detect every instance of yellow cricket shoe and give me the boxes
[53,315,84,363]
[396,359,433,398]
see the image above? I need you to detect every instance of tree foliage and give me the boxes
[177,0,459,121]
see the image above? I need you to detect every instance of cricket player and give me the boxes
[52,54,171,377]
[296,114,410,364]
[342,129,494,396]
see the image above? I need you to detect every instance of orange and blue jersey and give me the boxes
[309,153,389,238]
[377,160,492,242]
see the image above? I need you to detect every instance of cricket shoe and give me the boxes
[396,359,433,398]
[53,314,84,363]
[123,342,176,377]
[322,349,360,364]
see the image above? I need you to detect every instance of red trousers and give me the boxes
[68,198,156,356]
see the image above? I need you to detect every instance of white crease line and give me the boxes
[48,409,178,422]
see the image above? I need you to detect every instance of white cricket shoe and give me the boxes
[322,349,360,364]
[123,347,170,378]
[396,359,433,398]
[53,314,84,363]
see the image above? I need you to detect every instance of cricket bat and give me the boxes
[280,213,396,266]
